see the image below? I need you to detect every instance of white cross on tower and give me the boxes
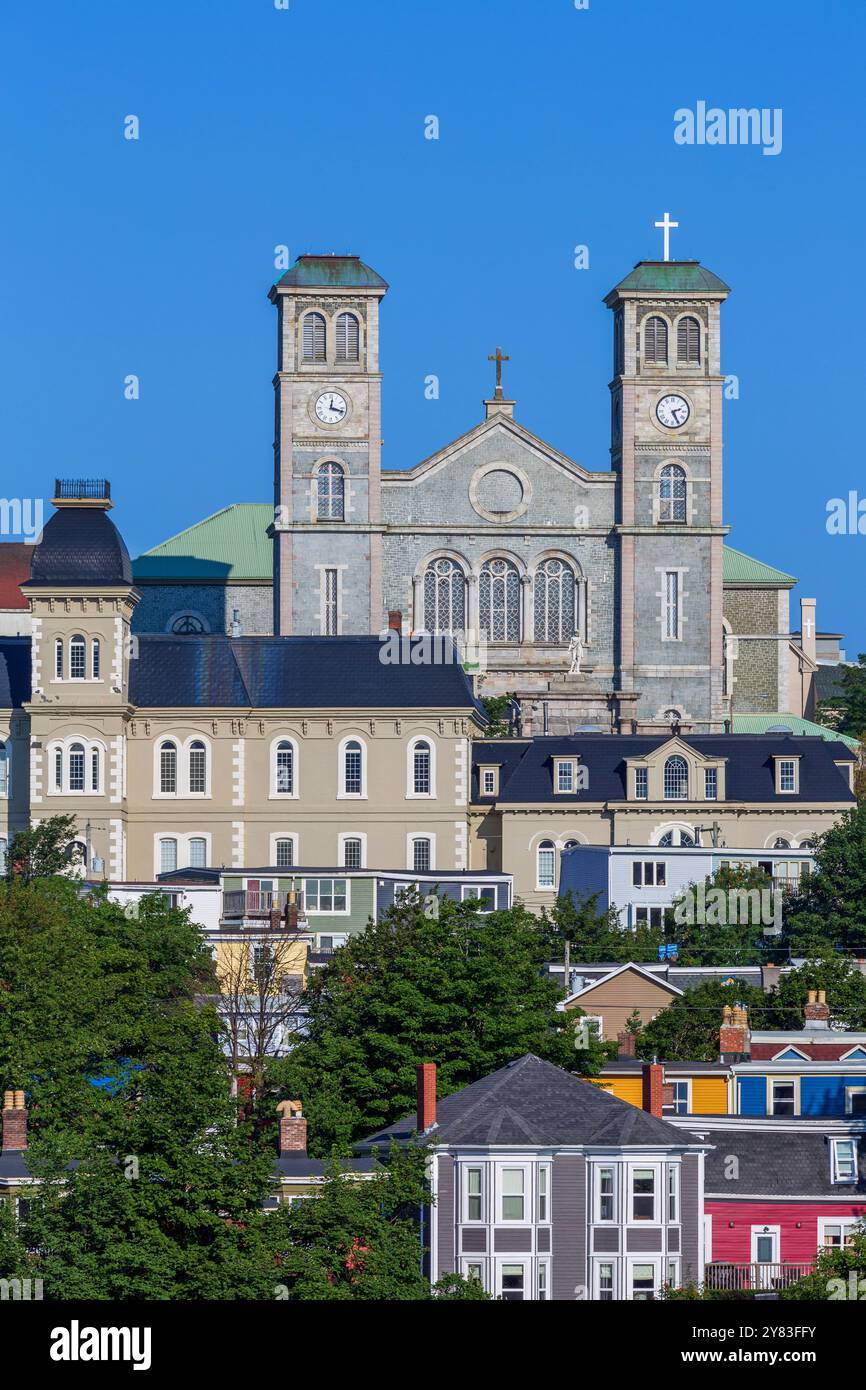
[654,211,679,262]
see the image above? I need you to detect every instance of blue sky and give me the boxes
[2,0,864,648]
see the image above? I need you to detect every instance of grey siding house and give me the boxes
[358,1054,710,1300]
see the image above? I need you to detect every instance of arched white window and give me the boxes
[411,836,432,874]
[663,755,689,800]
[53,747,63,792]
[658,828,696,847]
[302,311,326,362]
[408,737,435,797]
[534,558,577,642]
[159,838,178,873]
[340,738,365,798]
[423,557,466,634]
[798,839,816,851]
[69,635,86,681]
[159,741,178,795]
[90,747,100,792]
[317,462,345,520]
[188,837,207,868]
[0,742,8,797]
[479,557,521,641]
[537,839,556,889]
[55,638,63,679]
[188,740,207,795]
[659,464,687,523]
[335,312,360,362]
[773,837,791,849]
[274,837,294,868]
[644,315,669,364]
[91,638,101,680]
[341,836,363,869]
[677,315,701,365]
[68,742,85,792]
[274,739,295,796]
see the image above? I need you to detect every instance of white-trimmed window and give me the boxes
[69,634,86,680]
[499,1263,526,1301]
[317,462,345,521]
[596,1261,615,1301]
[55,638,63,679]
[705,767,718,800]
[667,1165,679,1221]
[305,878,349,914]
[274,837,294,869]
[634,766,648,800]
[479,765,499,797]
[302,311,326,362]
[663,756,688,800]
[776,758,799,794]
[335,311,360,363]
[666,1081,691,1116]
[630,1167,657,1222]
[633,860,667,887]
[91,638,101,680]
[659,464,687,523]
[631,1262,660,1300]
[845,1086,866,1116]
[464,1166,483,1222]
[499,1167,526,1222]
[461,885,496,913]
[188,740,207,795]
[537,839,556,889]
[273,738,297,797]
[633,905,667,930]
[770,1079,796,1116]
[0,741,8,797]
[555,757,577,794]
[159,837,178,874]
[596,1166,615,1222]
[339,738,366,798]
[410,836,432,874]
[188,837,207,869]
[48,737,104,795]
[407,737,435,797]
[831,1138,858,1184]
[159,740,178,795]
[537,1165,550,1222]
[339,833,365,869]
[819,1217,862,1248]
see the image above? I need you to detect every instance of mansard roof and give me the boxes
[701,1124,866,1198]
[26,504,133,589]
[271,254,388,291]
[129,633,484,713]
[471,733,856,806]
[357,1054,703,1151]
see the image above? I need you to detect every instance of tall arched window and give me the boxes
[90,747,100,792]
[160,741,178,795]
[479,558,521,641]
[342,740,363,796]
[188,741,207,795]
[644,315,669,364]
[423,557,466,634]
[677,315,701,364]
[69,635,86,680]
[663,756,689,800]
[68,742,85,792]
[412,740,431,795]
[91,639,101,679]
[55,638,63,679]
[302,312,326,362]
[0,742,7,797]
[275,837,294,868]
[188,837,207,868]
[317,462,345,520]
[275,740,294,795]
[537,839,556,889]
[534,558,577,643]
[412,836,432,874]
[342,837,362,869]
[335,312,359,362]
[159,838,178,873]
[659,464,687,523]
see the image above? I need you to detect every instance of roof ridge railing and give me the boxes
[54,478,111,500]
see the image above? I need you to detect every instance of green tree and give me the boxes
[270,893,605,1153]
[782,1225,866,1300]
[5,814,80,882]
[768,956,866,1032]
[478,693,516,737]
[819,654,866,739]
[550,891,662,963]
[634,979,771,1063]
[666,863,777,967]
[784,803,866,954]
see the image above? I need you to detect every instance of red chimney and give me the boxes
[720,1004,750,1058]
[804,989,830,1026]
[641,1063,664,1119]
[2,1090,27,1151]
[416,1063,437,1133]
[617,1030,637,1058]
[388,609,403,633]
[277,1100,307,1155]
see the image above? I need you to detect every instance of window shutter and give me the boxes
[303,313,326,361]
[645,316,668,363]
[677,316,700,364]
[336,313,359,362]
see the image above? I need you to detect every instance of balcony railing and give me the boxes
[705,1261,814,1292]
[54,478,111,500]
[222,889,305,919]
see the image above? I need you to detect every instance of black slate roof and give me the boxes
[357,1054,703,1150]
[26,505,133,587]
[0,638,31,707]
[129,634,485,712]
[702,1127,866,1198]
[472,734,855,805]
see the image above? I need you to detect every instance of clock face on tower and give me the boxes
[315,391,348,425]
[656,394,690,429]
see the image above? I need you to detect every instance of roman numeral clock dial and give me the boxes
[315,391,348,424]
[656,393,690,429]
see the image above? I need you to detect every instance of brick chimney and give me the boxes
[720,1004,750,1059]
[276,1099,307,1155]
[804,988,830,1029]
[416,1062,437,1133]
[641,1063,664,1118]
[285,891,300,931]
[2,1090,27,1151]
[388,609,403,633]
[617,1030,637,1058]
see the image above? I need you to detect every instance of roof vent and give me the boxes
[766,724,793,734]
[573,724,605,734]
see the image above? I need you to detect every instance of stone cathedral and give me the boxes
[134,251,748,734]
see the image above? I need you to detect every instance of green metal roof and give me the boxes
[723,545,797,588]
[731,713,858,749]
[133,504,273,581]
[273,255,388,291]
[609,260,731,296]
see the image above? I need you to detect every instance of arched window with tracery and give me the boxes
[534,558,577,642]
[479,558,521,641]
[423,557,466,634]
[659,464,687,522]
[663,756,689,800]
[317,462,345,520]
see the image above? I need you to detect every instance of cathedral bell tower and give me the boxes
[604,226,731,732]
[268,255,389,636]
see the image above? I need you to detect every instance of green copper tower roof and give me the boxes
[272,255,388,291]
[608,261,731,296]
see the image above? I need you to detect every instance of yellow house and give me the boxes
[592,1061,730,1116]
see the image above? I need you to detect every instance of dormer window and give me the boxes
[831,1138,857,1184]
[634,767,648,800]
[704,767,718,800]
[663,755,688,800]
[479,765,499,797]
[554,758,577,794]
[775,757,800,795]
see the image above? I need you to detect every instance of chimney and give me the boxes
[617,1030,637,1059]
[416,1062,437,1133]
[799,598,817,718]
[2,1090,27,1151]
[720,1004,750,1059]
[285,894,300,931]
[388,609,403,633]
[761,964,782,994]
[276,1099,307,1155]
[641,1063,664,1119]
[231,607,242,638]
[804,988,830,1029]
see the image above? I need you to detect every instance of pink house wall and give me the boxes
[707,1199,866,1263]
